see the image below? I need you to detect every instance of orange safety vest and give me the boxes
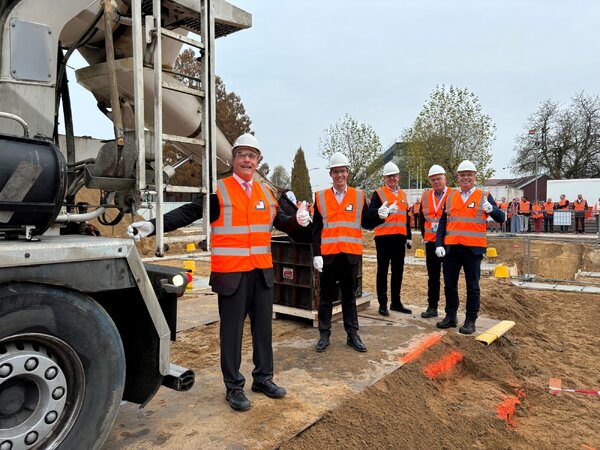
[211,177,277,273]
[532,204,543,219]
[519,201,531,215]
[544,202,555,215]
[413,201,421,214]
[574,199,586,211]
[373,186,409,237]
[558,199,569,210]
[316,187,364,256]
[444,189,488,248]
[421,188,452,242]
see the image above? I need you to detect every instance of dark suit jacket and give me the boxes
[311,187,379,265]
[435,191,504,256]
[151,188,301,295]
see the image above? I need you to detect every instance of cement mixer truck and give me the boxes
[0,1,251,448]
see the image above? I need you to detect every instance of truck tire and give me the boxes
[0,283,125,450]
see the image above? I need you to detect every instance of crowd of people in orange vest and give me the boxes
[408,194,600,234]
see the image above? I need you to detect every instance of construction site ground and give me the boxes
[101,232,600,450]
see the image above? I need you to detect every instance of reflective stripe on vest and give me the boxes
[373,186,408,237]
[211,177,276,272]
[422,188,452,242]
[317,187,363,255]
[444,189,488,247]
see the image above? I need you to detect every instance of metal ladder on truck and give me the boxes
[131,0,217,257]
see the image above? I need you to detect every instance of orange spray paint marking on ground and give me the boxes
[423,351,463,379]
[399,333,443,364]
[496,389,526,427]
[581,445,597,450]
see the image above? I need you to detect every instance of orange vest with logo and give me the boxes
[520,201,531,215]
[574,199,586,211]
[421,188,452,242]
[316,187,364,255]
[444,189,488,248]
[373,186,408,237]
[544,202,555,215]
[532,204,543,219]
[211,177,277,273]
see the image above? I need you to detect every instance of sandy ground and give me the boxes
[96,216,600,449]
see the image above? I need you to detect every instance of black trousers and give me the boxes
[575,214,585,233]
[375,234,407,308]
[218,269,273,390]
[442,245,483,320]
[544,216,553,232]
[318,253,359,337]
[425,241,442,310]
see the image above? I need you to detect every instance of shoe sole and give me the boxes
[436,323,457,328]
[226,398,251,411]
[421,313,438,318]
[459,328,476,335]
[378,311,390,316]
[251,385,286,399]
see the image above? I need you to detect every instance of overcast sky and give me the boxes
[69,0,600,191]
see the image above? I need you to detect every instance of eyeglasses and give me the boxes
[235,151,259,161]
[331,168,348,175]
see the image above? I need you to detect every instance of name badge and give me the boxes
[467,201,476,208]
[432,223,438,233]
[345,204,354,212]
[255,200,266,210]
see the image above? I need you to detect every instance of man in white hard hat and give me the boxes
[434,160,504,334]
[128,133,311,411]
[418,164,452,319]
[312,152,377,353]
[368,161,412,316]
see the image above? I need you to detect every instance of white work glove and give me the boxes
[378,201,389,219]
[127,221,154,242]
[406,239,412,249]
[482,200,493,214]
[435,246,446,258]
[296,200,311,227]
[313,256,323,272]
[388,201,399,215]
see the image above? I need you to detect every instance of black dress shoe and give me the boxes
[315,336,330,352]
[346,334,367,352]
[378,306,390,316]
[421,307,438,318]
[251,379,286,398]
[459,318,476,335]
[390,304,412,314]
[436,315,458,329]
[226,389,251,411]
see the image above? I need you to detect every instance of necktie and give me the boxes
[243,182,251,198]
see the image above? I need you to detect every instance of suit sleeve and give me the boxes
[365,191,385,229]
[419,200,426,238]
[273,205,302,234]
[312,194,323,257]
[150,193,220,233]
[487,194,505,223]
[436,210,447,248]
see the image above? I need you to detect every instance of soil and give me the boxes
[167,233,600,450]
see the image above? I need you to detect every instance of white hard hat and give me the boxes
[232,133,261,155]
[383,162,400,176]
[327,152,350,169]
[457,160,477,172]
[428,164,446,177]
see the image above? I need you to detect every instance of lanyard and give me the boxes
[431,189,446,214]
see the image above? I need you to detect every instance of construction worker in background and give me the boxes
[573,194,588,234]
[418,164,452,319]
[532,200,543,233]
[434,160,505,334]
[557,194,570,233]
[412,199,421,229]
[369,162,412,317]
[509,198,520,233]
[519,196,531,233]
[128,134,311,412]
[493,197,507,232]
[312,152,377,353]
[543,198,555,232]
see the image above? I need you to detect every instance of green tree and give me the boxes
[270,165,290,189]
[319,114,383,192]
[291,147,312,202]
[512,93,600,179]
[173,49,252,143]
[402,85,496,186]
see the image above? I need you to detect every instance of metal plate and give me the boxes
[10,19,52,82]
